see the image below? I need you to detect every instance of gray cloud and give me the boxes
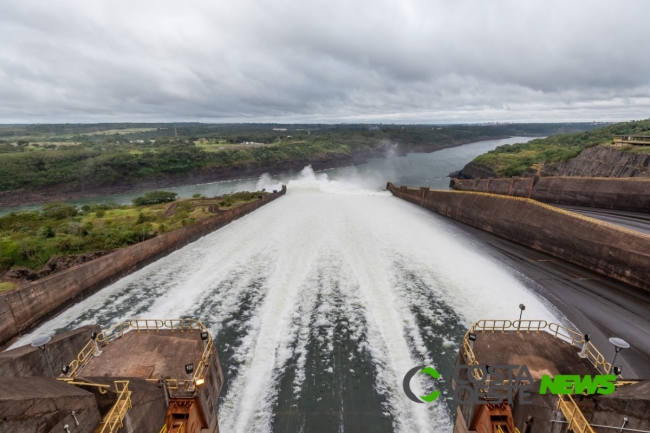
[0,0,649,123]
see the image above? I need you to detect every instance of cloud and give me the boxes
[0,0,649,123]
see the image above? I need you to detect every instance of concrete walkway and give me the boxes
[555,205,650,235]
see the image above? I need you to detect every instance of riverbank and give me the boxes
[0,191,270,289]
[452,118,650,178]
[0,136,513,207]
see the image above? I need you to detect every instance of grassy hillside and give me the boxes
[0,190,266,289]
[472,119,650,177]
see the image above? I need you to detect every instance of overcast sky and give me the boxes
[0,0,649,123]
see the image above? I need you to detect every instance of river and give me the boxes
[10,137,568,433]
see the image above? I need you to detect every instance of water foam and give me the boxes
[11,166,561,432]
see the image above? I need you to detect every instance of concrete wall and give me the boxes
[0,325,100,377]
[388,183,650,293]
[196,346,224,433]
[82,377,167,433]
[450,177,650,213]
[0,187,286,347]
[0,376,101,433]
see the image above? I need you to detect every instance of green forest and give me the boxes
[0,123,600,197]
[472,118,650,177]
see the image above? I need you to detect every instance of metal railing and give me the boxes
[557,393,596,433]
[57,377,111,394]
[96,381,132,433]
[462,319,613,379]
[64,339,97,378]
[160,422,186,433]
[496,426,522,433]
[63,319,214,389]
[462,319,610,433]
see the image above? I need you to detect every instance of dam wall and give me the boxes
[450,176,650,213]
[388,183,650,293]
[0,186,286,347]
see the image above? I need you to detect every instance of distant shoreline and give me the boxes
[0,136,511,208]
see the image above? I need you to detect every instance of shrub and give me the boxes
[132,191,178,206]
[41,203,78,219]
[39,226,55,238]
[0,257,14,270]
[178,202,192,212]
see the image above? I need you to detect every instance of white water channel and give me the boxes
[10,139,564,433]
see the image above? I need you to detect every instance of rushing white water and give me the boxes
[12,164,561,433]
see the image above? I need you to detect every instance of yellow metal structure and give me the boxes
[463,319,605,433]
[95,381,132,433]
[496,426,522,433]
[160,418,187,433]
[63,319,214,391]
[65,338,98,377]
[462,319,613,378]
[557,393,596,433]
[58,377,111,394]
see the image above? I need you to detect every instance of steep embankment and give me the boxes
[453,145,650,179]
[388,183,650,293]
[449,119,650,212]
[0,186,286,347]
[452,118,650,179]
[450,146,650,212]
[450,177,650,212]
[540,146,650,178]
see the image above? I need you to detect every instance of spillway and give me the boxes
[13,163,563,433]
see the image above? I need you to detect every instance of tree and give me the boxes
[41,203,78,219]
[132,191,178,206]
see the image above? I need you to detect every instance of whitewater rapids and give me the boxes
[13,166,561,433]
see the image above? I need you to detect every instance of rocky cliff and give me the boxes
[453,145,650,180]
[540,146,650,178]
[448,161,499,179]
